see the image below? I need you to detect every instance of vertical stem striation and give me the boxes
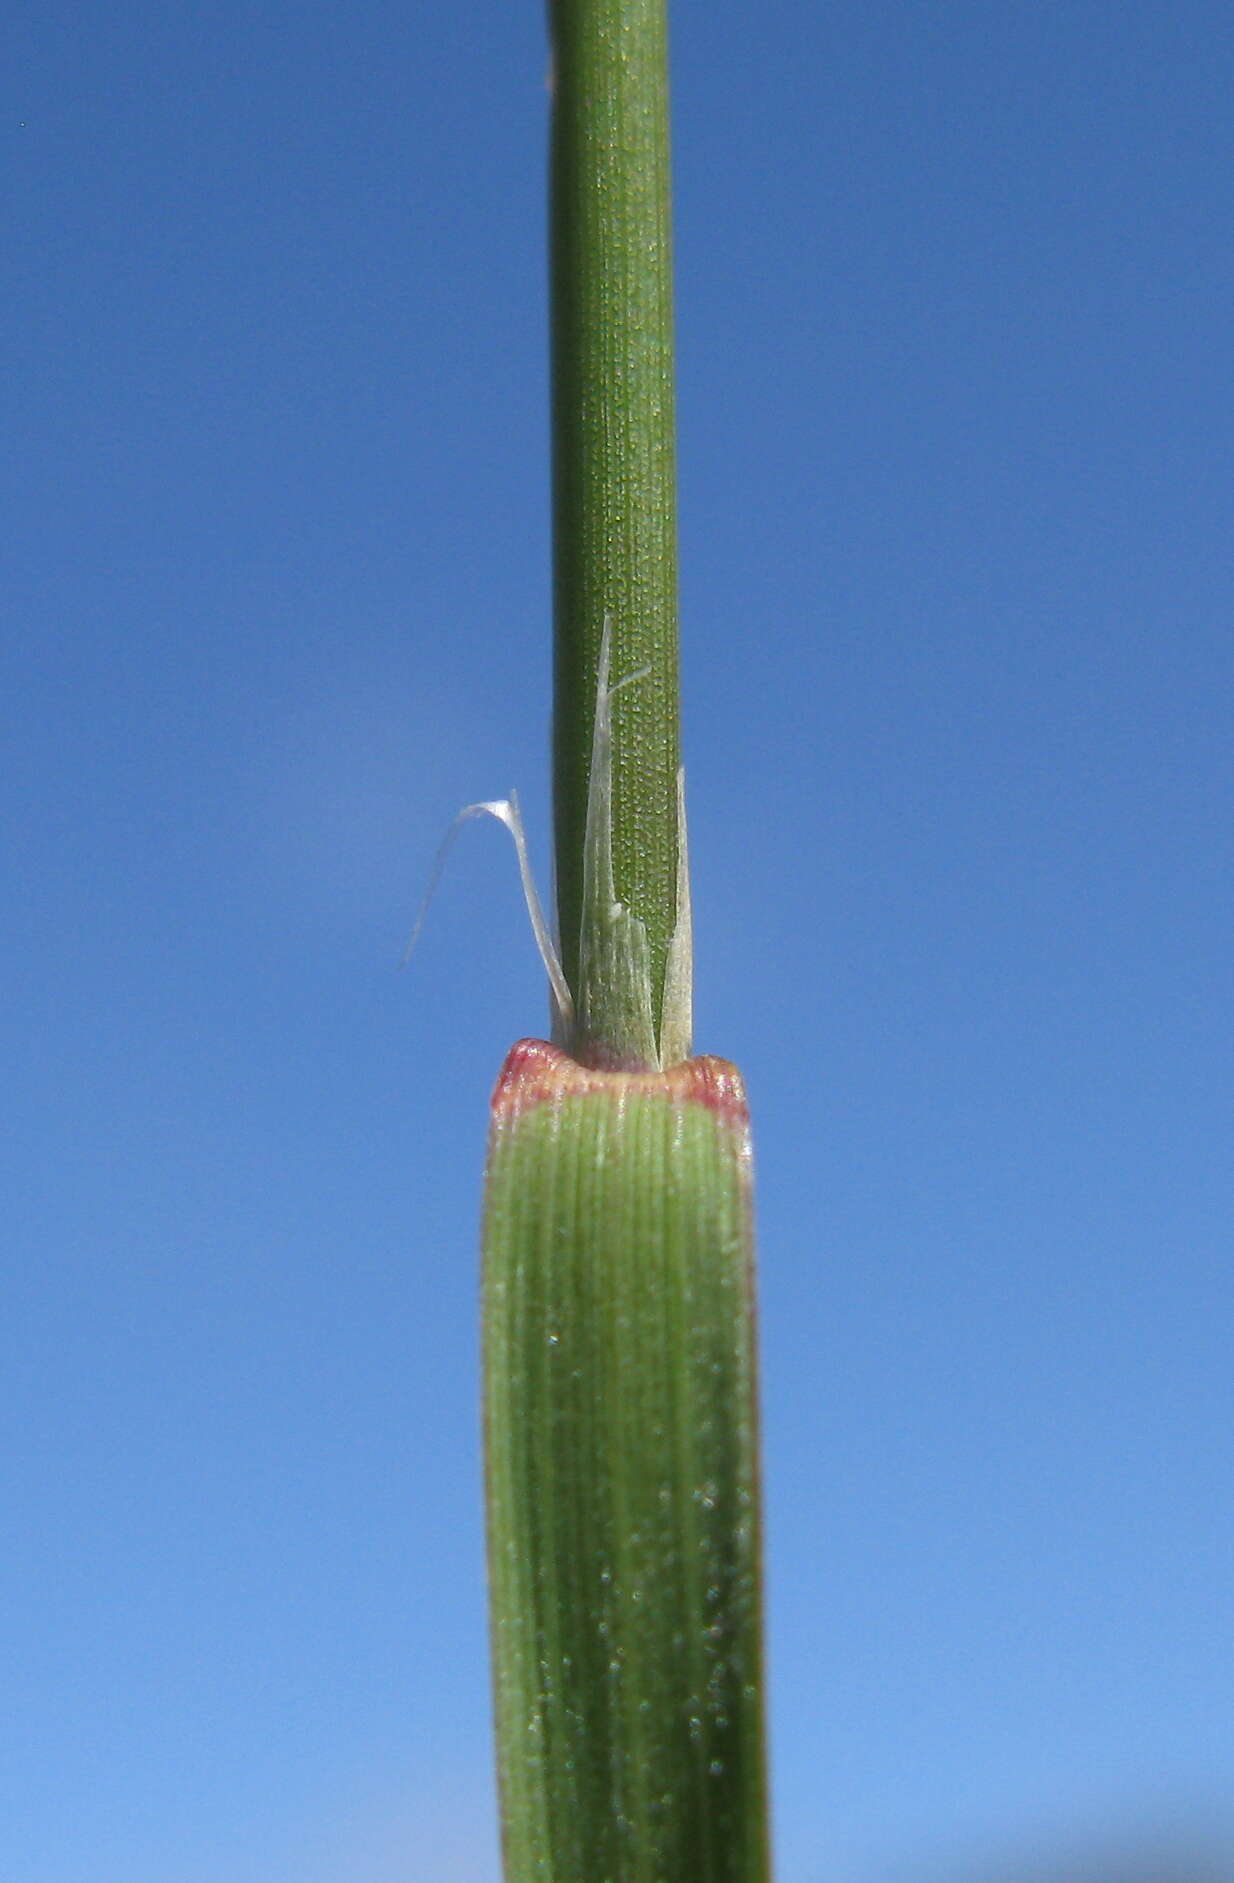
[549,0,682,1055]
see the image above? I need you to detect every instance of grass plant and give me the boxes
[480,4,772,1878]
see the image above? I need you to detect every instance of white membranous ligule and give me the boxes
[658,762,693,1068]
[574,616,692,1068]
[407,616,692,1069]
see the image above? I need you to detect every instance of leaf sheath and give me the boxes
[483,1039,771,1883]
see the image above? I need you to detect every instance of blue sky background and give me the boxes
[6,4,1234,1879]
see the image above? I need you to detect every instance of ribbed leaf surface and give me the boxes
[483,1039,770,1883]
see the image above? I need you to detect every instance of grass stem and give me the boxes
[549,0,682,1061]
